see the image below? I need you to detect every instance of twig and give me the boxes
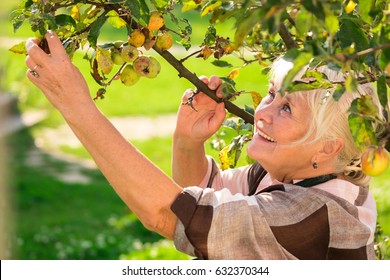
[179,50,202,63]
[347,43,390,61]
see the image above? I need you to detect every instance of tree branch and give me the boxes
[152,45,255,124]
[108,3,254,124]
[278,23,297,50]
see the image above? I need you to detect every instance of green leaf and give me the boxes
[302,0,325,21]
[203,25,217,46]
[358,0,374,24]
[333,84,345,101]
[182,0,201,12]
[339,17,370,53]
[287,69,333,93]
[295,7,312,35]
[324,6,339,37]
[10,8,26,33]
[55,14,77,27]
[150,0,169,10]
[348,114,377,151]
[43,13,58,30]
[106,10,127,28]
[9,41,27,55]
[345,74,358,93]
[211,60,233,68]
[88,15,108,49]
[280,50,312,94]
[125,0,150,26]
[377,75,388,109]
[234,8,262,48]
[349,95,379,118]
[218,134,250,169]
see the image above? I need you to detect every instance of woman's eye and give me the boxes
[265,91,275,103]
[282,104,291,113]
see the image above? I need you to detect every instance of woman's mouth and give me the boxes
[255,130,276,143]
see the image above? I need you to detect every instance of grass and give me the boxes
[7,129,191,260]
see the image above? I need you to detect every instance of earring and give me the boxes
[312,161,318,169]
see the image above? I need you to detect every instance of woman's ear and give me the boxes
[315,138,345,164]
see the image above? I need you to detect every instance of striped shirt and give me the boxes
[171,157,377,259]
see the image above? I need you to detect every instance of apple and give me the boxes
[128,29,146,48]
[361,146,390,176]
[121,45,139,63]
[148,11,164,31]
[111,47,124,65]
[120,64,141,86]
[133,56,161,79]
[155,32,173,51]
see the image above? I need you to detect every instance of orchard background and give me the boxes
[0,0,389,259]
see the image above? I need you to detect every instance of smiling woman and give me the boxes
[172,58,384,259]
[25,31,384,260]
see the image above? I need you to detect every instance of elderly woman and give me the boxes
[26,31,378,260]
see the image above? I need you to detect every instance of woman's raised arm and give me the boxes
[25,31,181,239]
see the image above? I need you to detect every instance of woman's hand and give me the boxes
[172,76,226,187]
[25,31,94,119]
[174,75,226,146]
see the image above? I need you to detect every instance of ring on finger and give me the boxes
[29,65,40,78]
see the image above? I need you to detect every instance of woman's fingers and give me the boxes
[26,38,48,66]
[208,75,222,90]
[45,30,68,57]
[209,102,226,131]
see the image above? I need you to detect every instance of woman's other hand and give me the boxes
[174,75,226,146]
[25,31,94,119]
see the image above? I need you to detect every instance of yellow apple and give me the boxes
[361,146,390,176]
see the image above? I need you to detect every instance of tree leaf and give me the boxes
[348,114,377,151]
[107,10,127,28]
[280,50,312,94]
[125,0,149,26]
[201,0,222,17]
[250,91,262,109]
[339,16,370,53]
[9,41,27,55]
[333,84,345,101]
[324,5,339,37]
[182,0,201,12]
[55,14,77,27]
[70,5,81,22]
[88,15,108,49]
[150,0,169,10]
[358,0,374,24]
[302,0,325,21]
[211,60,233,68]
[234,8,262,48]
[345,74,358,93]
[218,145,231,170]
[295,7,312,35]
[349,95,379,118]
[376,75,388,109]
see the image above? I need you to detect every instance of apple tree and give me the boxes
[9,1,389,178]
[8,0,390,188]
[8,0,390,259]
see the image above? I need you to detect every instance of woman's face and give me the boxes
[247,83,320,181]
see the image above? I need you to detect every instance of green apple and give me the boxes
[121,45,139,63]
[120,64,141,86]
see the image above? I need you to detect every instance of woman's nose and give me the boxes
[254,103,273,125]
